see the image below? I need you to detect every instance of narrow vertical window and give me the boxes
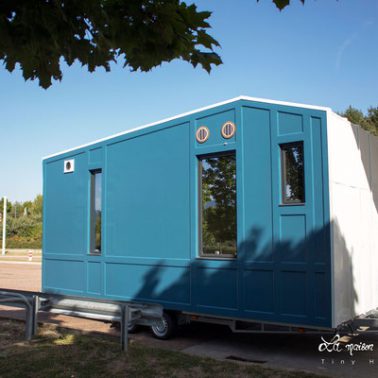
[280,142,305,204]
[199,153,237,257]
[90,170,102,254]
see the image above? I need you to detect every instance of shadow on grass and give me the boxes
[0,319,326,378]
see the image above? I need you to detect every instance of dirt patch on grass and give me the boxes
[0,319,327,378]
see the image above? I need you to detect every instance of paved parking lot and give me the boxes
[1,261,378,377]
[0,261,41,291]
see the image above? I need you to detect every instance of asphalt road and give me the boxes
[0,261,41,291]
[1,261,378,377]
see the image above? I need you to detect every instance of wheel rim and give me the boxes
[152,317,168,337]
[128,323,137,331]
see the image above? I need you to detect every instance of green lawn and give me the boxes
[0,319,326,378]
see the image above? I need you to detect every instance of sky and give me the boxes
[0,0,377,202]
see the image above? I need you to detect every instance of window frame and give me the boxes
[280,141,305,206]
[197,151,237,259]
[89,169,102,255]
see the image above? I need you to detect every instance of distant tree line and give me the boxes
[0,195,42,249]
[340,105,378,136]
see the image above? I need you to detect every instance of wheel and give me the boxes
[110,321,139,333]
[128,322,140,334]
[151,312,177,340]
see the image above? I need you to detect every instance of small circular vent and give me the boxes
[196,126,210,143]
[221,121,236,139]
[64,159,75,173]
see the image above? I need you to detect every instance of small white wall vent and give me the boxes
[64,159,75,173]
[221,121,236,139]
[196,126,210,143]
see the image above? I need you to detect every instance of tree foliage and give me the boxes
[0,198,12,215]
[0,195,42,248]
[259,0,305,11]
[201,155,237,255]
[282,144,304,203]
[341,105,378,136]
[0,0,321,88]
[0,0,221,88]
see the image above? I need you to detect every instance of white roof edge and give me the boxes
[43,95,332,160]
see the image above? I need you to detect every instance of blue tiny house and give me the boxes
[42,96,378,332]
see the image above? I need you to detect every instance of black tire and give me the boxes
[128,323,140,334]
[110,321,139,333]
[151,312,177,340]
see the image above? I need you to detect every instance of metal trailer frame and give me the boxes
[180,311,378,336]
[0,288,162,351]
[2,287,378,348]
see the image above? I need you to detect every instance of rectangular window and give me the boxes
[90,170,102,254]
[280,142,305,204]
[199,153,237,258]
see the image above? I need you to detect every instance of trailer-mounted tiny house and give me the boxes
[42,96,378,337]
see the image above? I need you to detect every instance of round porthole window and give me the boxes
[196,126,210,143]
[221,121,236,139]
[65,161,71,170]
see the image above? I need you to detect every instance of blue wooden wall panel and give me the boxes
[314,272,329,320]
[44,153,87,255]
[89,147,104,166]
[44,259,85,293]
[242,107,273,262]
[43,98,332,328]
[279,215,307,263]
[279,271,307,317]
[243,269,275,314]
[105,263,190,305]
[87,262,102,295]
[277,111,303,136]
[106,123,190,260]
[194,267,238,310]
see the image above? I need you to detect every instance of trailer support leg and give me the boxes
[121,304,129,352]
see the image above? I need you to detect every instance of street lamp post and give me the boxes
[2,196,6,256]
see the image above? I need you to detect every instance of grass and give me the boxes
[0,319,327,378]
[5,238,41,249]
